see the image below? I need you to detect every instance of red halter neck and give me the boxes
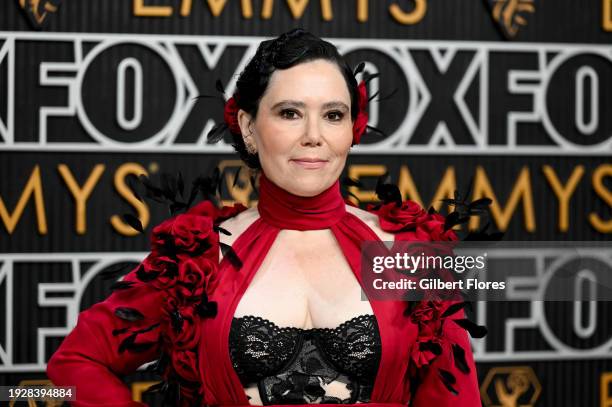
[257,171,347,230]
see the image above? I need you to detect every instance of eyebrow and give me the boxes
[271,100,349,111]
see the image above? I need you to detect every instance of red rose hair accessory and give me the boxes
[223,94,241,134]
[206,79,243,144]
[352,80,369,145]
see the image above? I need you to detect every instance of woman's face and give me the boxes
[238,59,353,197]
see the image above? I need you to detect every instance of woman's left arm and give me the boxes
[368,200,483,406]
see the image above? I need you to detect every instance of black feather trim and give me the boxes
[115,307,145,322]
[136,264,160,282]
[133,322,161,335]
[100,262,134,280]
[177,171,185,198]
[215,225,232,236]
[125,340,156,353]
[220,242,242,269]
[452,343,470,374]
[419,340,442,355]
[375,174,402,205]
[215,79,225,94]
[109,280,136,291]
[144,381,165,393]
[441,302,469,318]
[341,176,363,188]
[196,298,218,318]
[353,62,365,76]
[437,368,458,395]
[232,166,243,188]
[112,327,129,336]
[452,318,488,338]
[118,333,136,353]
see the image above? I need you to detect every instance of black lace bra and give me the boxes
[228,314,382,405]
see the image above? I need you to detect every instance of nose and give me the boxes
[300,115,323,147]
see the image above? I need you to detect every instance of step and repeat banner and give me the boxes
[1,1,612,406]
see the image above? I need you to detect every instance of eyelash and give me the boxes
[279,109,345,121]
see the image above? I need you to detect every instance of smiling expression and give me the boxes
[237,59,354,197]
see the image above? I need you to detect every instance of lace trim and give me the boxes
[229,314,381,404]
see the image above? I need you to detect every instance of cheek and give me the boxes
[328,126,353,155]
[255,120,297,155]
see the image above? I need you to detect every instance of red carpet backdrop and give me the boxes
[0,1,611,406]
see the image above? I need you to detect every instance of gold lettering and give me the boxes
[590,164,612,233]
[262,0,273,18]
[262,0,320,19]
[542,165,584,232]
[357,0,368,22]
[0,166,47,235]
[604,0,612,31]
[207,0,229,17]
[602,372,612,407]
[389,0,426,25]
[468,166,535,232]
[397,165,424,208]
[347,164,387,205]
[133,0,173,17]
[321,0,333,21]
[110,163,150,236]
[179,0,252,18]
[180,0,192,16]
[58,164,105,235]
[241,0,254,18]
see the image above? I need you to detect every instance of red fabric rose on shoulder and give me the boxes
[115,198,247,403]
[368,200,458,241]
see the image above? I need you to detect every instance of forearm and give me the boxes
[47,283,164,406]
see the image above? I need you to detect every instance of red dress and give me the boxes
[46,172,482,407]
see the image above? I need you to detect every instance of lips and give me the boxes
[290,157,328,169]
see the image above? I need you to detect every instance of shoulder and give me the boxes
[345,204,395,241]
[217,206,260,247]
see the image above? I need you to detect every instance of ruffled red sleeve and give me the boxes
[367,200,483,407]
[46,200,246,407]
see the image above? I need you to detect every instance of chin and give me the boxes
[289,173,336,197]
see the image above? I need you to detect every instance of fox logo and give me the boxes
[486,0,535,38]
[18,0,62,29]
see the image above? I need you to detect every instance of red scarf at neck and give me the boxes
[257,172,347,230]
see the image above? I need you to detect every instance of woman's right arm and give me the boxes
[46,264,165,407]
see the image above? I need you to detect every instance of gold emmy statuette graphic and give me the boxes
[17,0,62,29]
[487,0,535,38]
[480,366,542,407]
[8,380,63,407]
[131,381,162,402]
[219,159,258,207]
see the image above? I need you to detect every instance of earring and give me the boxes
[245,130,257,154]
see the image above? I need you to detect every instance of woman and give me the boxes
[47,29,483,407]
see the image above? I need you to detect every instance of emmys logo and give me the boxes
[487,0,535,38]
[17,0,62,29]
[480,366,541,407]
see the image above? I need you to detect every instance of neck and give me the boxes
[257,172,347,231]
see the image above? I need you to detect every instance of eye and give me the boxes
[326,111,345,122]
[280,109,300,120]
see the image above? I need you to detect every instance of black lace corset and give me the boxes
[228,314,382,405]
